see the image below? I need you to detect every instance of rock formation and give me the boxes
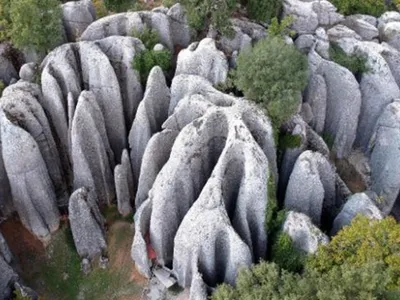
[69,187,106,261]
[115,149,135,216]
[62,0,96,42]
[283,211,329,254]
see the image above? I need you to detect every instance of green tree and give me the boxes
[0,0,12,41]
[235,37,307,126]
[179,0,236,36]
[132,49,172,84]
[8,0,63,55]
[212,261,399,300]
[308,215,400,289]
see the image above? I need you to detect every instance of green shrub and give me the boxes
[132,49,172,84]
[212,261,399,300]
[104,0,136,12]
[235,37,307,126]
[246,0,281,23]
[278,133,302,150]
[7,0,63,55]
[0,80,4,96]
[92,0,109,19]
[308,216,400,289]
[268,16,295,37]
[270,232,306,272]
[179,0,236,36]
[162,0,176,8]
[329,43,370,77]
[331,0,392,17]
[0,0,11,41]
[131,26,159,50]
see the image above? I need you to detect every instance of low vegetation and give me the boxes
[329,43,370,77]
[132,49,172,84]
[92,0,109,19]
[331,0,393,16]
[246,0,282,23]
[0,80,4,96]
[2,0,63,55]
[131,26,160,50]
[235,37,308,126]
[104,0,137,12]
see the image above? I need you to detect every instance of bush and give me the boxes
[0,0,11,41]
[8,0,63,55]
[92,0,109,19]
[329,43,369,77]
[131,49,172,84]
[0,80,4,96]
[308,216,400,289]
[331,0,392,17]
[179,0,236,36]
[246,0,282,23]
[235,37,308,126]
[212,261,399,300]
[268,16,295,38]
[270,232,306,273]
[104,0,136,12]
[131,26,159,50]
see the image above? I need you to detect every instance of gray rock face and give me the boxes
[283,0,343,34]
[80,41,126,160]
[308,50,362,158]
[71,91,115,205]
[132,72,276,294]
[0,255,16,300]
[343,15,379,41]
[369,101,400,215]
[331,193,382,235]
[95,36,145,128]
[129,66,170,185]
[69,187,106,260]
[327,24,362,42]
[0,43,18,85]
[0,111,60,242]
[0,232,13,265]
[285,150,336,226]
[1,86,68,207]
[81,8,191,50]
[295,34,316,54]
[305,73,327,133]
[381,21,400,51]
[115,149,134,216]
[283,211,329,254]
[19,63,37,82]
[175,38,228,85]
[62,0,96,42]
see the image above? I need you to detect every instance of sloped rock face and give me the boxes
[71,91,115,205]
[62,0,96,42]
[81,4,191,50]
[129,66,171,185]
[283,0,343,34]
[369,101,400,215]
[175,38,229,85]
[0,43,18,85]
[285,150,336,226]
[0,111,60,242]
[307,50,362,158]
[69,187,106,260]
[331,193,382,235]
[115,149,134,216]
[131,73,276,296]
[283,211,329,254]
[0,254,16,300]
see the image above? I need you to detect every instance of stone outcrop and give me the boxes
[81,4,191,50]
[0,110,60,243]
[71,91,115,205]
[307,50,362,158]
[285,150,336,226]
[282,211,329,254]
[115,149,134,216]
[175,38,228,85]
[331,192,382,235]
[369,101,400,215]
[69,187,106,260]
[62,0,96,42]
[283,0,343,34]
[129,66,171,185]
